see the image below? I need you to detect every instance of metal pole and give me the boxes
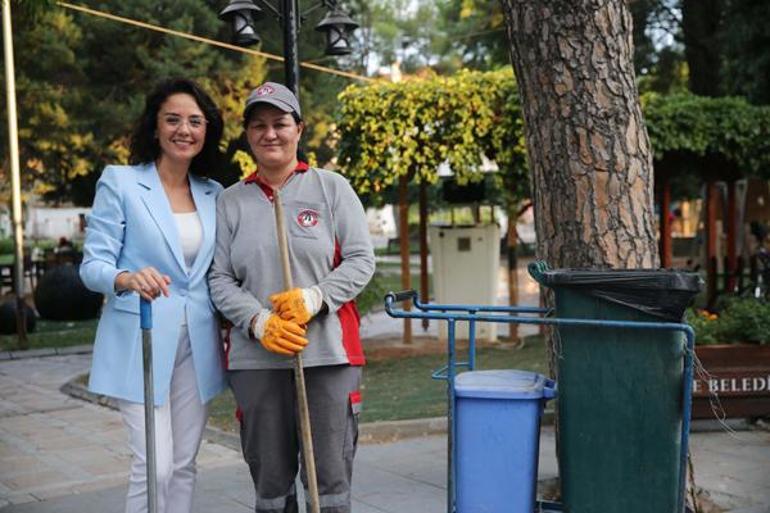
[2,0,28,348]
[282,0,300,99]
[139,299,158,513]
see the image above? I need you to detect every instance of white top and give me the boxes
[174,211,202,270]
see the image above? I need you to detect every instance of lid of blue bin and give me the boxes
[454,370,551,400]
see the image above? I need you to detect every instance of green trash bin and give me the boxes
[529,262,701,513]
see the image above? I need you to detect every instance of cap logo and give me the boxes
[297,209,319,228]
[255,85,275,96]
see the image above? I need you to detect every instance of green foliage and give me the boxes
[687,298,770,345]
[0,1,267,204]
[685,308,721,345]
[722,1,770,105]
[338,71,770,210]
[0,239,14,255]
[336,68,529,209]
[434,0,510,73]
[0,8,97,203]
[643,92,770,178]
[348,0,510,76]
[355,271,389,316]
[714,298,770,345]
[630,1,770,103]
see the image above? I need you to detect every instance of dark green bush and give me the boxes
[0,300,36,335]
[688,298,770,345]
[0,238,14,255]
[714,298,770,344]
[356,271,389,316]
[34,264,103,321]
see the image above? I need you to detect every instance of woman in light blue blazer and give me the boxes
[80,78,226,513]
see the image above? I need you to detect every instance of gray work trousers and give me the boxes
[229,365,362,513]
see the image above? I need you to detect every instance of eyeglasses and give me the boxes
[161,114,208,131]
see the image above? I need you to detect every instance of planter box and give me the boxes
[692,344,770,419]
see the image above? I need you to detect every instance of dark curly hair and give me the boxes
[129,78,223,177]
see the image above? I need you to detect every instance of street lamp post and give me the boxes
[219,0,358,99]
[2,0,28,348]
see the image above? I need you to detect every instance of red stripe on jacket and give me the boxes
[334,239,365,366]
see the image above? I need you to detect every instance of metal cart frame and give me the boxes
[384,287,696,513]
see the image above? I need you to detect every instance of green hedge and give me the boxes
[642,93,770,177]
[687,297,770,345]
[0,239,13,255]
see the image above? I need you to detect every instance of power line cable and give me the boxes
[56,1,374,83]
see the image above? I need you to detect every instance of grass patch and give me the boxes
[207,336,548,432]
[0,318,97,351]
[362,338,547,422]
[374,245,421,257]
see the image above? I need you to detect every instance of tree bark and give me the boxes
[501,0,659,270]
[659,176,672,268]
[726,180,737,294]
[398,174,412,344]
[706,180,718,308]
[419,181,429,332]
[507,204,519,342]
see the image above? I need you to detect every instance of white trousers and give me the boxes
[118,325,209,513]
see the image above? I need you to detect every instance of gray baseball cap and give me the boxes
[243,82,301,120]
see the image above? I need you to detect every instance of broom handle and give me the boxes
[274,189,321,513]
[140,298,158,513]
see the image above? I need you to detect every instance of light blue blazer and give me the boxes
[80,163,227,405]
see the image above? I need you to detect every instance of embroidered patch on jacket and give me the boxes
[297,209,320,228]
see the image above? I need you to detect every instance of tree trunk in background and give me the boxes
[682,0,727,306]
[398,174,412,344]
[706,180,718,309]
[659,176,672,268]
[501,0,659,271]
[419,181,429,332]
[726,181,737,294]
[682,0,724,97]
[507,205,519,342]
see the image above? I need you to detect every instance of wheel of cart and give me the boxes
[384,262,699,513]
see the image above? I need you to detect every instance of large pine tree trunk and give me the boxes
[500,3,661,471]
[501,0,659,270]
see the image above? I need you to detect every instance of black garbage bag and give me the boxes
[530,262,703,322]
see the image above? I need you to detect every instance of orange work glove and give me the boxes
[259,313,308,356]
[270,287,323,324]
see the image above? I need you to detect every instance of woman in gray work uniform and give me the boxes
[208,82,375,513]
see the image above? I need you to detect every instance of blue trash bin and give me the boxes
[455,370,557,513]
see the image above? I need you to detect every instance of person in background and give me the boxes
[208,82,375,513]
[80,77,227,513]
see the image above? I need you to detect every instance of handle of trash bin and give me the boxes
[527,261,550,286]
[543,379,557,399]
[140,298,152,330]
[386,290,418,304]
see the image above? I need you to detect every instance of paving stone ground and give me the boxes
[1,347,769,512]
